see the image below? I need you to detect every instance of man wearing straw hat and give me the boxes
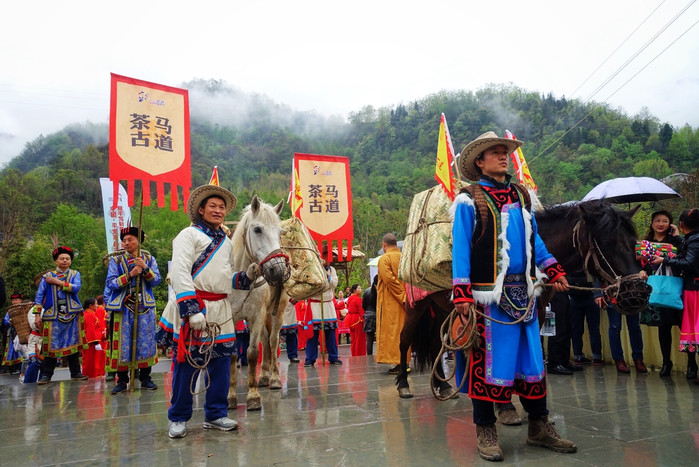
[105,226,161,394]
[451,131,575,461]
[160,183,258,439]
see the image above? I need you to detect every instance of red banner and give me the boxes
[292,153,354,262]
[109,73,191,211]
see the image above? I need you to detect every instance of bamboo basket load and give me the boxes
[398,181,466,292]
[8,301,34,345]
[280,217,328,301]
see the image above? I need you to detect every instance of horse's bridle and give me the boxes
[572,219,621,285]
[241,222,290,288]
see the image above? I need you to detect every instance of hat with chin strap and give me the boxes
[459,131,523,181]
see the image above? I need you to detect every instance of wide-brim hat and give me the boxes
[458,131,523,181]
[187,185,237,223]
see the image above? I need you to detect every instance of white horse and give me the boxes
[228,195,290,411]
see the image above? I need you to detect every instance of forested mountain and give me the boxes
[1,81,697,306]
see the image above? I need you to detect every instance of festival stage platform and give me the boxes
[0,345,697,466]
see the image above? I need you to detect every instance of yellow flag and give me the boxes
[208,166,220,186]
[435,113,456,201]
[506,130,537,191]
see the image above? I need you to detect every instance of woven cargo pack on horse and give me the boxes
[8,301,34,345]
[399,182,465,291]
[280,217,328,301]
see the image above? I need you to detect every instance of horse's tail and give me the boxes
[410,303,441,372]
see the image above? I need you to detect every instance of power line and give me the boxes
[529,0,697,162]
[581,0,696,104]
[567,0,667,98]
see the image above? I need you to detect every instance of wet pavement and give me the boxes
[1,346,698,466]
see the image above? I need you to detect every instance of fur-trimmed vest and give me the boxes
[452,182,542,305]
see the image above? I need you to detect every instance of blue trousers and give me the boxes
[305,329,339,363]
[168,355,230,422]
[236,332,249,364]
[607,306,643,361]
[284,331,298,359]
[570,293,602,359]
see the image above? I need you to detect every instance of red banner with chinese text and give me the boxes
[292,153,354,262]
[109,73,191,210]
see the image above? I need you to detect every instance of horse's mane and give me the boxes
[538,200,637,238]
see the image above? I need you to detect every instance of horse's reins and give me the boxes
[184,224,291,395]
[431,277,632,401]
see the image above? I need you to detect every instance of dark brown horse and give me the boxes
[395,200,650,398]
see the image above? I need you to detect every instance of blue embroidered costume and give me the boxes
[451,177,565,403]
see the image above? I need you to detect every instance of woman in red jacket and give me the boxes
[343,284,367,356]
[82,298,106,378]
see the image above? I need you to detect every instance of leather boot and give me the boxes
[633,359,648,373]
[527,416,577,453]
[496,404,522,426]
[615,360,630,374]
[659,362,673,377]
[476,424,503,461]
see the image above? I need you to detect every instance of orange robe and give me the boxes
[375,246,406,364]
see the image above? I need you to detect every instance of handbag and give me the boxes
[647,265,683,310]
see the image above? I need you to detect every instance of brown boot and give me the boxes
[476,424,504,461]
[633,359,648,373]
[527,416,577,453]
[615,360,630,374]
[498,407,523,426]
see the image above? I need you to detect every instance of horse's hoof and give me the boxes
[439,387,459,399]
[270,380,282,390]
[228,396,238,409]
[247,398,262,411]
[258,376,270,387]
[398,387,413,399]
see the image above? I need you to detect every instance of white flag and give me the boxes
[100,178,131,254]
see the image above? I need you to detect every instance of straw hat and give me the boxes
[459,131,523,181]
[187,185,237,223]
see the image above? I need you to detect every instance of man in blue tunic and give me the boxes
[34,246,88,384]
[451,132,576,461]
[105,227,161,394]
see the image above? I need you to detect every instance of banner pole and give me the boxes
[129,195,144,391]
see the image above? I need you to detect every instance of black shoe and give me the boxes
[304,362,315,368]
[547,364,573,375]
[563,362,583,372]
[687,365,698,380]
[71,373,89,381]
[387,365,401,375]
[329,360,343,365]
[659,362,673,377]
[240,360,248,367]
[575,356,592,365]
[289,358,300,363]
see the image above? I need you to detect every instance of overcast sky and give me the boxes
[1,0,697,166]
